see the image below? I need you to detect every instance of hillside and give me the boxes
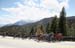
[0,16,75,37]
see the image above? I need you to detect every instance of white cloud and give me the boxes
[0,15,20,24]
[1,0,69,24]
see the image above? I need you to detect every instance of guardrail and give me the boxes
[63,36,75,41]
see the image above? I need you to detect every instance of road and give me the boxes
[0,36,75,48]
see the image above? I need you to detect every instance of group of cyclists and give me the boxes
[36,32,63,42]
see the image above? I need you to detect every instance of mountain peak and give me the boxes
[14,20,32,26]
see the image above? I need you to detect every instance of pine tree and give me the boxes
[59,7,67,36]
[69,24,75,36]
[50,15,58,33]
[66,22,69,36]
[46,22,51,34]
[36,25,44,36]
[29,27,34,36]
[40,25,44,33]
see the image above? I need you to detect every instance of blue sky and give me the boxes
[0,0,75,25]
